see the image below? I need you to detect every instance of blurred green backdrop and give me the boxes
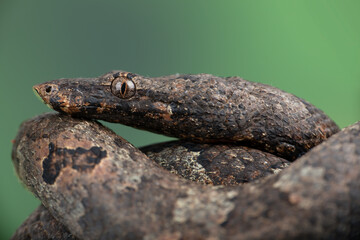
[1,0,359,238]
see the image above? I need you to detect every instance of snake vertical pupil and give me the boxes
[121,82,127,95]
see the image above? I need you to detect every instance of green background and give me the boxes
[1,0,359,238]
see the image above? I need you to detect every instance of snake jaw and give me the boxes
[33,80,89,114]
[33,84,55,110]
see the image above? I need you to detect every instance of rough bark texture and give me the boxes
[33,71,340,160]
[12,113,360,240]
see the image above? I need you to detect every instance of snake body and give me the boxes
[32,71,339,160]
[12,71,360,239]
[141,141,290,185]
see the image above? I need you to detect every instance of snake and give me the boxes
[11,71,360,239]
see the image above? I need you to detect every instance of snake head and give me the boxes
[33,77,102,115]
[32,71,176,127]
[33,81,60,110]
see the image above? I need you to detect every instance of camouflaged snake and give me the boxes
[11,71,360,239]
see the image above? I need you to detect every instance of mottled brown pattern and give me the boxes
[141,141,290,185]
[33,71,340,160]
[42,142,106,184]
[11,71,355,239]
[12,113,360,239]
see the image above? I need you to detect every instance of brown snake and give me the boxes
[11,71,360,239]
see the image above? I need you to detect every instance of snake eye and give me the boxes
[111,77,136,99]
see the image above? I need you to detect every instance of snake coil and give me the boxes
[12,71,360,239]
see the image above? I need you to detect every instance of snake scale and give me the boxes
[11,71,360,239]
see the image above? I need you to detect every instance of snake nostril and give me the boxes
[45,86,52,93]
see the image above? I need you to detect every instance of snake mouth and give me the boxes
[33,84,55,110]
[33,85,46,103]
